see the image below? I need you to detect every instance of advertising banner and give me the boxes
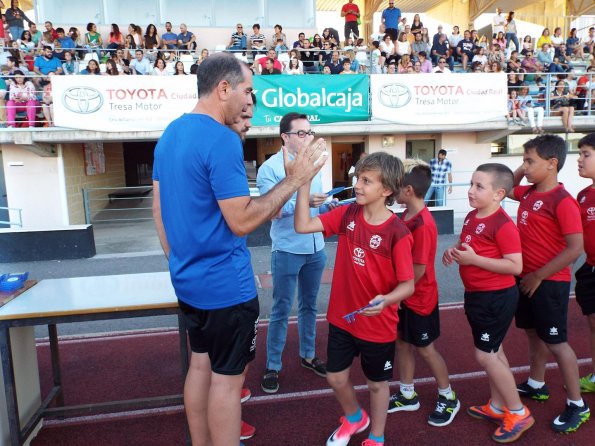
[53,76,198,132]
[371,73,507,125]
[252,74,369,126]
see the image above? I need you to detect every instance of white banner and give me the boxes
[371,73,507,125]
[53,76,198,132]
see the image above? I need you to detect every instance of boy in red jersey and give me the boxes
[387,160,460,427]
[295,152,414,446]
[444,163,534,443]
[576,133,595,393]
[509,134,589,433]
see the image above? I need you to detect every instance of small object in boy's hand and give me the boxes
[326,186,354,196]
[342,300,382,324]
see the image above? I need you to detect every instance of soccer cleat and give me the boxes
[492,408,534,443]
[428,393,460,427]
[261,369,279,394]
[326,410,370,446]
[240,388,251,403]
[301,357,327,377]
[516,380,550,401]
[240,421,255,440]
[466,400,506,424]
[387,391,420,413]
[579,374,595,393]
[551,402,590,433]
[361,439,383,446]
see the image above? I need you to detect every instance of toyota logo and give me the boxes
[588,207,595,216]
[353,248,365,258]
[62,87,104,114]
[378,83,411,108]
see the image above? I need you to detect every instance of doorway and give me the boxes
[123,142,156,186]
[331,142,364,200]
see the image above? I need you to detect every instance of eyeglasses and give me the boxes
[237,26,243,29]
[285,130,315,138]
[438,61,446,63]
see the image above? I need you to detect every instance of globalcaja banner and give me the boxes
[252,75,370,126]
[370,73,507,125]
[52,76,198,132]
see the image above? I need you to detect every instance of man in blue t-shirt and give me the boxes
[152,53,327,446]
[177,23,196,52]
[33,46,63,75]
[160,21,178,50]
[382,0,401,41]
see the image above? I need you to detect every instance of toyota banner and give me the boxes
[370,73,507,125]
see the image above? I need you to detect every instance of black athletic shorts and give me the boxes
[465,286,518,353]
[575,262,595,316]
[178,297,259,375]
[326,323,395,382]
[515,279,570,344]
[397,304,440,347]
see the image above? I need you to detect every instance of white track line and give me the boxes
[41,358,592,427]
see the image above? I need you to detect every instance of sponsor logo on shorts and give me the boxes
[384,360,392,371]
[533,200,543,211]
[519,210,529,226]
[347,220,356,231]
[475,223,485,234]
[421,333,429,341]
[250,317,259,352]
[481,333,490,342]
[370,235,382,249]
[549,326,558,336]
[353,247,365,267]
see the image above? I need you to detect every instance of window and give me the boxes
[406,139,435,162]
[267,0,315,29]
[214,0,264,27]
[161,0,213,27]
[37,1,103,26]
[104,0,159,28]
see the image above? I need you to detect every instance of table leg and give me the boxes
[48,324,64,407]
[0,326,22,445]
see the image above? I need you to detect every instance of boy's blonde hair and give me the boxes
[355,152,404,206]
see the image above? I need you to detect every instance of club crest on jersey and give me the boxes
[464,235,472,244]
[369,235,382,249]
[580,196,586,204]
[464,219,469,226]
[588,207,595,222]
[520,210,529,226]
[475,223,486,234]
[353,247,365,267]
[532,200,543,211]
[347,220,356,231]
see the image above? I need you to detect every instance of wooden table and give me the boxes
[0,272,188,446]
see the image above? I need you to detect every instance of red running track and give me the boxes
[31,300,593,446]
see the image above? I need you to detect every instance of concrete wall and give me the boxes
[62,143,125,224]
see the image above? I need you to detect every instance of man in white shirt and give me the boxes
[492,8,506,38]
[432,57,451,73]
[130,49,152,75]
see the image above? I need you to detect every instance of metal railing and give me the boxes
[0,206,23,227]
[83,186,154,224]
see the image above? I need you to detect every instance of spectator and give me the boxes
[40,71,53,127]
[550,79,575,132]
[312,34,323,49]
[52,39,68,62]
[177,23,196,52]
[477,35,489,51]
[228,23,247,52]
[431,33,453,69]
[152,57,169,76]
[449,26,463,58]
[5,1,32,43]
[537,43,564,72]
[488,43,505,69]
[341,0,360,41]
[412,59,422,74]
[550,27,564,53]
[555,44,572,70]
[457,29,476,71]
[507,50,523,73]
[492,7,506,38]
[340,58,355,74]
[81,58,101,75]
[144,24,161,60]
[250,24,266,57]
[345,49,359,72]
[271,24,287,48]
[61,50,78,75]
[68,26,84,58]
[0,73,6,128]
[403,25,415,44]
[318,40,333,65]
[418,51,432,73]
[34,45,62,75]
[520,50,543,73]
[487,60,502,73]
[274,37,289,54]
[370,40,382,74]
[583,27,594,55]
[536,28,551,51]
[507,72,524,91]
[104,58,119,76]
[386,61,396,74]
[370,23,386,44]
[128,23,142,48]
[18,29,34,55]
[111,47,127,72]
[29,22,42,47]
[493,31,506,49]
[298,39,318,74]
[397,54,412,73]
[432,25,444,48]
[577,66,595,111]
[325,50,343,74]
[382,1,400,41]
[380,33,395,67]
[411,32,428,61]
[130,49,151,75]
[521,35,533,55]
[254,48,282,74]
[42,21,58,47]
[518,85,544,133]
[293,32,306,49]
[505,11,519,52]
[566,28,585,60]
[174,60,186,75]
[507,89,525,125]
[286,57,303,75]
[84,22,103,59]
[411,14,423,37]
[161,22,177,50]
[6,69,37,127]
[56,27,75,54]
[260,57,280,75]
[398,17,407,34]
[322,65,331,74]
[106,24,124,54]
[471,29,480,45]
[343,37,355,51]
[425,149,452,207]
[354,38,368,73]
[433,57,451,73]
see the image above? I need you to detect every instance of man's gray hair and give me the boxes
[197,53,246,98]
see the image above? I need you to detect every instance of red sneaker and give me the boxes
[492,407,534,443]
[240,420,255,440]
[467,400,506,424]
[326,410,370,446]
[241,388,251,403]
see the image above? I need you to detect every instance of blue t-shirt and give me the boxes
[153,113,257,310]
[162,31,178,49]
[382,7,401,29]
[34,55,62,74]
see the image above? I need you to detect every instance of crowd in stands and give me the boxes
[0,0,593,128]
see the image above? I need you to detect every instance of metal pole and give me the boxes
[82,188,91,224]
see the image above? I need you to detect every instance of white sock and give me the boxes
[527,377,545,389]
[490,401,505,414]
[568,398,585,407]
[400,383,415,399]
[438,385,455,400]
[509,406,526,416]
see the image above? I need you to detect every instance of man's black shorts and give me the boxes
[398,304,440,347]
[178,297,259,375]
[326,323,395,382]
[465,286,518,353]
[575,262,595,316]
[515,279,570,344]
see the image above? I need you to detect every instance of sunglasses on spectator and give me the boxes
[438,60,446,63]
[284,130,316,138]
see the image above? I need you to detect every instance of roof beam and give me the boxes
[469,0,498,22]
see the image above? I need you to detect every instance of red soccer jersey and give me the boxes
[341,3,360,22]
[514,184,583,281]
[319,204,414,343]
[578,186,595,266]
[459,207,521,292]
[401,207,438,315]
